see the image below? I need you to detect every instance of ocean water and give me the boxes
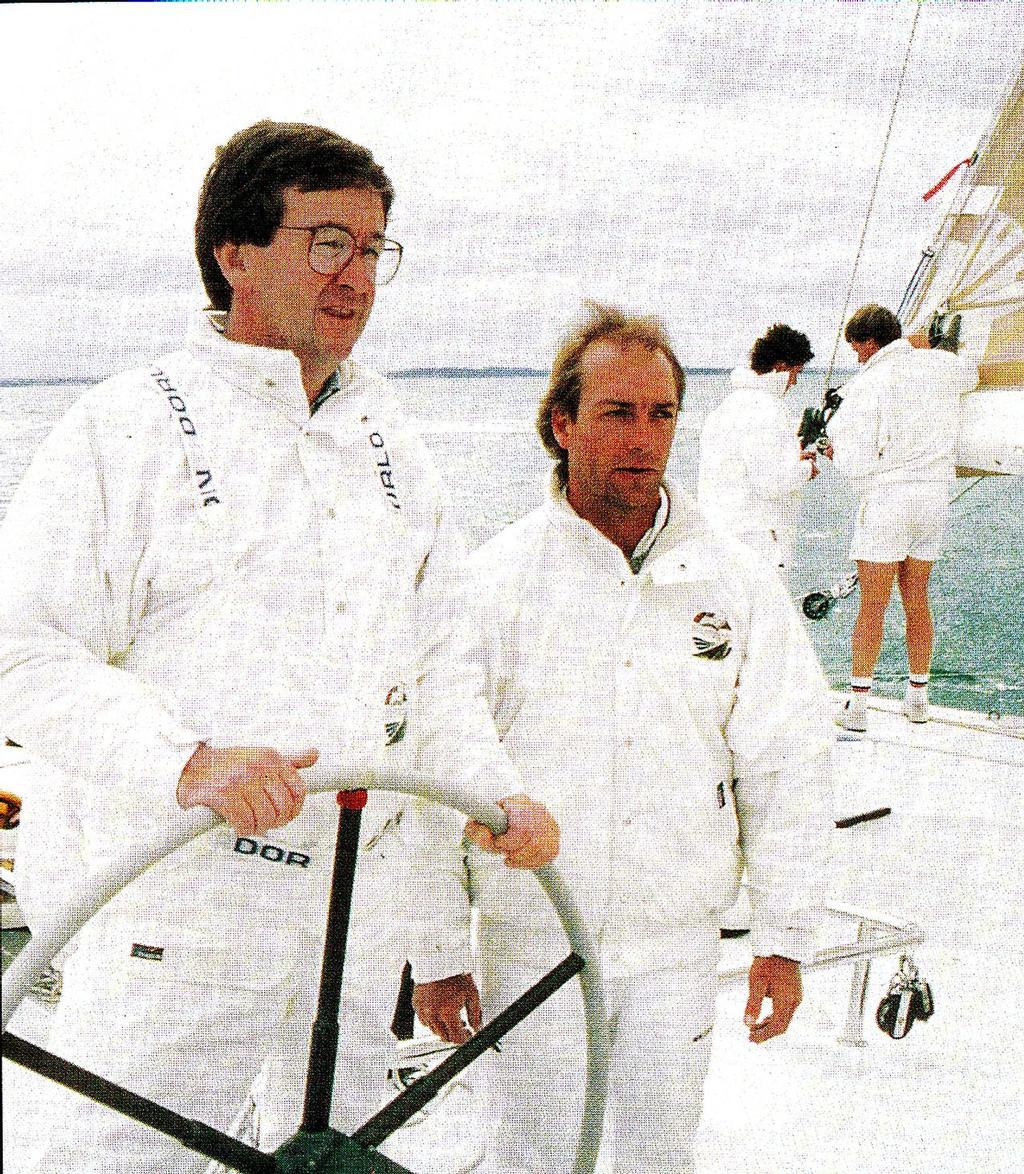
[2,371,1022,716]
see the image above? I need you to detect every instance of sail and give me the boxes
[904,63,1024,385]
[901,63,1024,475]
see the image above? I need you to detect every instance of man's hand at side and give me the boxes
[412,973,482,1045]
[177,744,318,835]
[744,954,802,1043]
[464,793,560,868]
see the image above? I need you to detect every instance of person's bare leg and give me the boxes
[851,560,899,677]
[838,560,898,730]
[897,557,935,721]
[896,557,935,675]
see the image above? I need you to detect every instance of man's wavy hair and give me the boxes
[844,303,902,349]
[537,303,686,486]
[749,323,814,374]
[195,120,395,311]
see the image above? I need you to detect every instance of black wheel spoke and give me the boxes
[1,1031,273,1173]
[302,791,367,1133]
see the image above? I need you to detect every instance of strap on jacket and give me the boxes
[148,364,230,572]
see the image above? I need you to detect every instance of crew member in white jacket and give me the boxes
[411,304,834,1173]
[827,303,977,730]
[0,121,558,1173]
[698,323,818,573]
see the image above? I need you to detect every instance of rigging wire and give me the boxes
[825,0,924,389]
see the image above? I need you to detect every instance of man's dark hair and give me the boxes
[195,120,395,310]
[844,303,902,349]
[537,302,686,486]
[749,324,814,374]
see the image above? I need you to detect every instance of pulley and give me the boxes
[876,954,935,1040]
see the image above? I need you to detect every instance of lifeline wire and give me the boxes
[949,473,987,508]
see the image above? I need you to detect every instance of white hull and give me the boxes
[698,695,1024,1171]
[957,384,1024,476]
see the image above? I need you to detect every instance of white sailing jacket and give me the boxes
[0,313,515,911]
[416,475,834,980]
[828,339,978,497]
[697,366,813,547]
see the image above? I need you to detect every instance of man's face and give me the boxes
[228,186,385,368]
[552,338,680,519]
[773,361,804,390]
[848,338,879,365]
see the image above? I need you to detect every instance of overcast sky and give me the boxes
[2,0,1022,380]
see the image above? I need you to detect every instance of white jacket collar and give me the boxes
[644,478,727,583]
[187,310,357,420]
[860,337,911,374]
[729,365,789,398]
[544,471,721,581]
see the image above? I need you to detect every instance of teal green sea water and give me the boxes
[2,371,1021,716]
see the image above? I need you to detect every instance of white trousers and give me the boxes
[24,817,410,1173]
[476,929,719,1174]
[251,928,409,1153]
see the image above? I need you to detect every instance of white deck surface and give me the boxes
[699,698,1024,1173]
[3,698,1024,1172]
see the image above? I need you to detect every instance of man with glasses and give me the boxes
[0,120,557,1172]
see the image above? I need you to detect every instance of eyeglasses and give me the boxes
[278,224,403,285]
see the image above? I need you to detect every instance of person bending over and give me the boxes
[698,323,817,575]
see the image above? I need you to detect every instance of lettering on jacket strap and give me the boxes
[150,368,222,509]
[368,429,402,511]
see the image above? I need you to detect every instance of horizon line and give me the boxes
[0,365,842,389]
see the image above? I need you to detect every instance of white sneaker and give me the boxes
[903,687,929,724]
[378,1039,486,1174]
[835,698,867,733]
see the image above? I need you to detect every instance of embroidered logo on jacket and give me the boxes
[384,684,408,745]
[692,611,732,660]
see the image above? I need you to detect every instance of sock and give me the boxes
[908,674,929,689]
[844,678,871,722]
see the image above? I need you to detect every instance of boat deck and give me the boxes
[3,699,1023,1172]
[699,697,1024,1173]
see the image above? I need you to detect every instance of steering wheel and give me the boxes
[2,762,609,1174]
